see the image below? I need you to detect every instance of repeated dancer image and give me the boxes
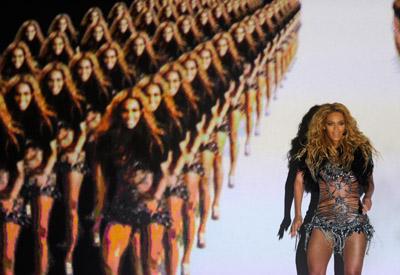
[290,103,375,275]
[92,89,172,275]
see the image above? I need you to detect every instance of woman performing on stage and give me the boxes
[290,103,375,275]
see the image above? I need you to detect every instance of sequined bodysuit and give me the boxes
[305,161,374,254]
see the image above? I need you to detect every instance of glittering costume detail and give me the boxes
[0,197,31,226]
[58,152,89,175]
[23,173,60,199]
[165,176,189,201]
[200,141,219,153]
[182,154,205,176]
[305,162,374,254]
[105,161,171,228]
[216,118,230,133]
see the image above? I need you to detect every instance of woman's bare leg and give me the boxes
[36,195,54,275]
[65,171,84,264]
[343,233,367,275]
[244,89,256,155]
[307,229,333,275]
[182,172,200,263]
[147,223,165,275]
[102,223,132,275]
[198,150,214,244]
[212,131,227,219]
[166,196,184,275]
[131,231,144,275]
[2,222,21,275]
[255,76,266,135]
[228,109,241,187]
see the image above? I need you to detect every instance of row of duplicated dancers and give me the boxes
[2,0,271,77]
[0,2,301,275]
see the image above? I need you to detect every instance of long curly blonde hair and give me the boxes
[297,103,376,178]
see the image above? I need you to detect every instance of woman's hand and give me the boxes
[146,199,159,214]
[0,198,14,215]
[362,196,372,214]
[290,215,303,238]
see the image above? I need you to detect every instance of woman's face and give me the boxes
[14,82,32,111]
[234,26,245,42]
[116,5,125,18]
[215,7,222,17]
[11,48,25,69]
[166,71,180,96]
[325,111,346,146]
[77,58,93,82]
[90,10,100,25]
[145,12,153,24]
[216,38,228,56]
[133,37,145,56]
[85,110,101,130]
[162,26,174,42]
[121,98,141,129]
[200,49,212,69]
[52,37,65,55]
[118,18,129,33]
[25,24,37,41]
[258,13,266,24]
[165,7,172,17]
[57,127,74,149]
[184,60,197,82]
[48,70,64,95]
[179,2,187,12]
[200,12,208,25]
[24,146,43,170]
[103,49,118,70]
[146,84,162,111]
[58,17,68,32]
[246,20,256,33]
[93,25,104,42]
[181,19,191,34]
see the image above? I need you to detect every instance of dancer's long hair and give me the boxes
[110,14,136,40]
[69,52,110,90]
[0,41,38,77]
[80,7,106,29]
[40,62,85,112]
[159,62,199,113]
[230,22,258,55]
[179,52,213,97]
[152,21,187,50]
[0,92,22,147]
[80,21,113,49]
[95,88,164,148]
[138,75,183,127]
[39,32,74,61]
[14,20,45,45]
[4,74,56,129]
[195,42,227,84]
[48,14,78,42]
[176,15,204,42]
[296,103,376,178]
[124,32,160,66]
[107,2,130,22]
[96,42,133,81]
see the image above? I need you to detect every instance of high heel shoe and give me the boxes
[181,262,190,275]
[228,175,235,188]
[197,232,206,248]
[255,124,261,136]
[212,205,220,220]
[244,142,251,156]
[65,261,73,275]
